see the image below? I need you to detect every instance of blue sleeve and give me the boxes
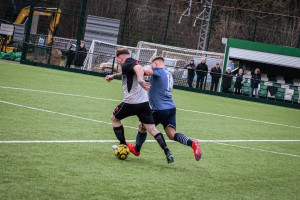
[152,68,161,77]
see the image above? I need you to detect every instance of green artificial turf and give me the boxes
[1,61,300,200]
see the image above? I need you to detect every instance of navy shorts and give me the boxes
[152,108,176,129]
[113,102,155,124]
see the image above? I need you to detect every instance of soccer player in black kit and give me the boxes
[105,48,174,163]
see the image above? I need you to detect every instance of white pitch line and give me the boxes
[200,140,300,142]
[1,140,300,144]
[177,108,300,129]
[0,140,141,144]
[213,142,300,158]
[0,86,119,102]
[1,85,300,129]
[2,139,300,159]
[0,100,137,130]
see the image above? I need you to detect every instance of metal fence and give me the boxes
[2,1,299,55]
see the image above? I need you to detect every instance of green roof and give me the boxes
[227,38,300,58]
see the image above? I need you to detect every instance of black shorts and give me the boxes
[113,102,154,124]
[152,108,176,129]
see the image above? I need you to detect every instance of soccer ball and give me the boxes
[112,144,130,160]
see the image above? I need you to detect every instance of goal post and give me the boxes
[83,40,157,72]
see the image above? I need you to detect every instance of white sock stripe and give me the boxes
[176,133,188,145]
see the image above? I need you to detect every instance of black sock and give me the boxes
[135,131,147,152]
[113,125,125,144]
[154,133,170,155]
[174,132,193,147]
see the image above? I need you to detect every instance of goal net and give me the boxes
[137,41,224,88]
[137,41,224,59]
[83,40,157,73]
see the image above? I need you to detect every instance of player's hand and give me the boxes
[140,80,151,90]
[105,75,114,82]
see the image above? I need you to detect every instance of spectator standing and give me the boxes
[234,68,244,95]
[210,63,222,91]
[74,41,87,69]
[65,44,76,69]
[250,68,261,98]
[196,58,208,90]
[185,60,196,88]
[222,67,233,93]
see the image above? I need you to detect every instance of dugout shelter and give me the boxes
[222,38,300,81]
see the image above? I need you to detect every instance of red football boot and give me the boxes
[126,142,140,156]
[192,140,202,161]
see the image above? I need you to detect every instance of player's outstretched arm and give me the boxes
[143,66,154,76]
[134,65,150,90]
[105,73,122,82]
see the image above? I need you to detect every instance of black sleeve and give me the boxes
[122,65,134,74]
[122,58,137,74]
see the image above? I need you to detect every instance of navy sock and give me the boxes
[135,131,147,152]
[113,125,125,144]
[174,132,192,147]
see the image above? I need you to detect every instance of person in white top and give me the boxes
[105,48,174,163]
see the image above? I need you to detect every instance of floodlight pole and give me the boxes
[195,0,213,50]
[178,0,193,24]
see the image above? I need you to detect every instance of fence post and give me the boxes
[297,34,300,48]
[21,0,36,62]
[111,57,116,75]
[252,17,258,42]
[76,0,87,47]
[163,4,172,45]
[120,0,129,45]
[47,0,62,65]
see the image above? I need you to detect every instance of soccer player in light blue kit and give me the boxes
[126,56,202,161]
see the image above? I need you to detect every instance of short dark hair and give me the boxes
[116,48,130,57]
[151,56,164,63]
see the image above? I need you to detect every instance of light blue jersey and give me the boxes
[149,68,175,111]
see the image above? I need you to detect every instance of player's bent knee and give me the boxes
[166,133,174,140]
[143,124,159,136]
[138,122,147,133]
[111,115,121,127]
[165,127,176,140]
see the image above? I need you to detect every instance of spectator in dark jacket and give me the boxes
[196,58,208,90]
[210,63,222,91]
[74,41,87,69]
[65,44,76,69]
[250,68,261,98]
[222,67,233,93]
[234,68,244,95]
[185,60,196,88]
